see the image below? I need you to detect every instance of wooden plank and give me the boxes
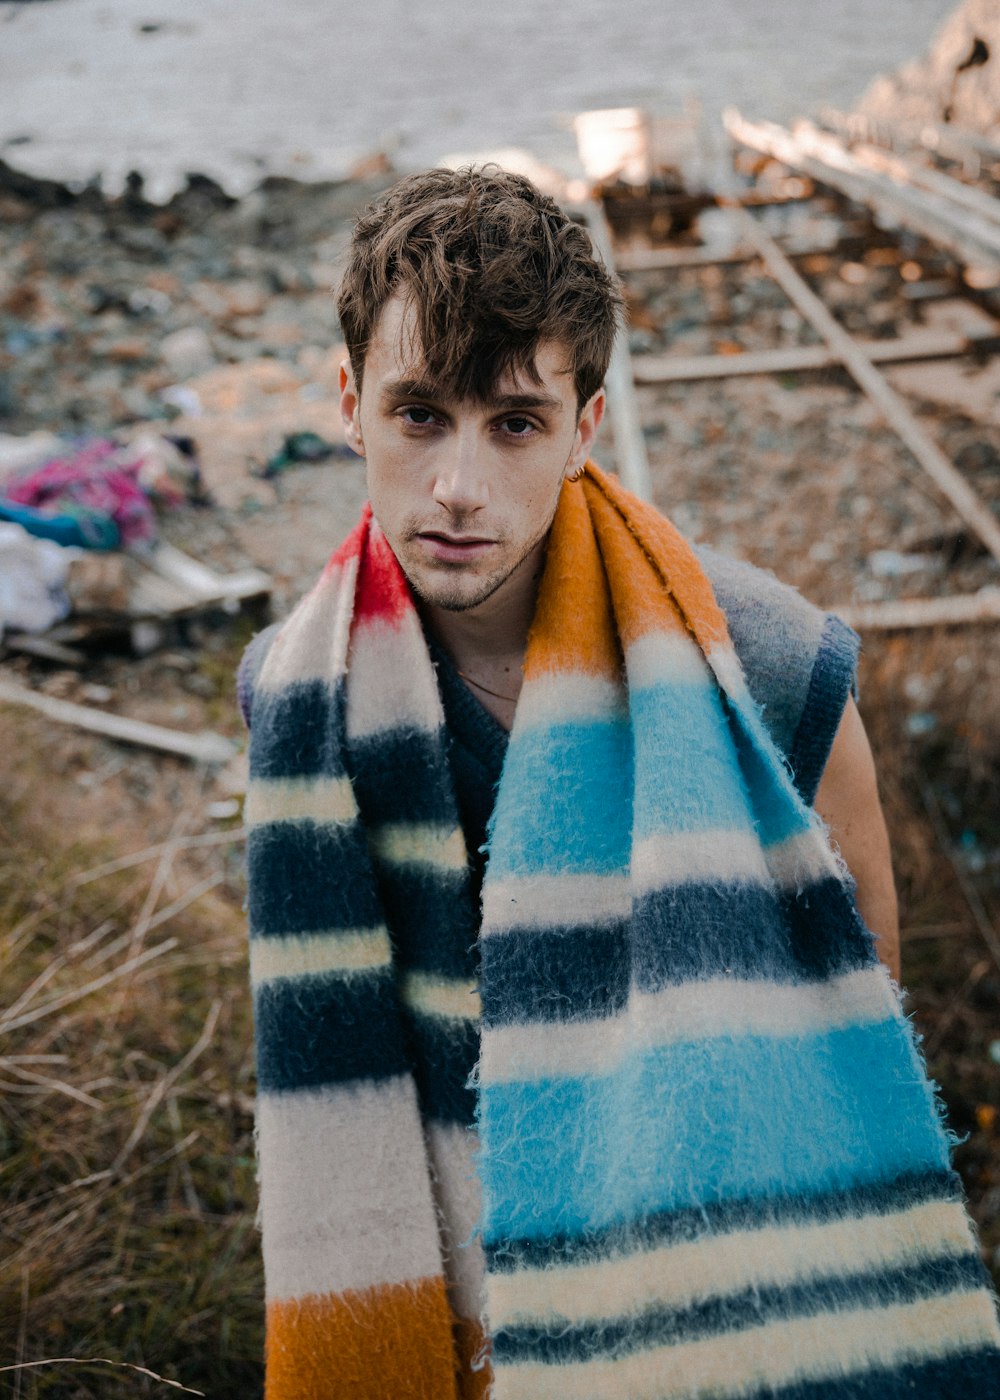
[636,344,837,382]
[852,143,1000,231]
[617,244,754,272]
[820,108,1000,171]
[728,205,1000,568]
[126,568,196,617]
[126,544,271,619]
[614,225,872,274]
[633,330,998,385]
[801,122,1000,260]
[0,676,237,764]
[724,111,1000,271]
[932,127,1000,163]
[2,633,87,666]
[580,201,653,500]
[911,121,1000,168]
[144,543,271,606]
[833,590,1000,631]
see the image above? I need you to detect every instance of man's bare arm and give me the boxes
[813,696,901,982]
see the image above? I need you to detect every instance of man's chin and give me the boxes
[416,581,502,613]
[405,562,508,614]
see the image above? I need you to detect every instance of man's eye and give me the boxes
[403,406,437,426]
[502,416,535,436]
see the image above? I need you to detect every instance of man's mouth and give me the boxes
[415,531,496,563]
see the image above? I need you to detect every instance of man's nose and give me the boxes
[432,428,489,515]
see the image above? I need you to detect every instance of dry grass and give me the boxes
[859,627,1000,1282]
[0,714,263,1400]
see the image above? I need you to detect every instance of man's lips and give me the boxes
[415,531,496,563]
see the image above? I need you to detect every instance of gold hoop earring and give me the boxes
[567,465,585,483]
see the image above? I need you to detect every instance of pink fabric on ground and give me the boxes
[6,439,157,547]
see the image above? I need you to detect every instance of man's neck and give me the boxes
[420,537,546,725]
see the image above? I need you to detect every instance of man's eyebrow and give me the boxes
[379,379,562,413]
[487,392,562,412]
[381,378,446,404]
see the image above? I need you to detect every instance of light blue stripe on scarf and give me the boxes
[479,1018,950,1243]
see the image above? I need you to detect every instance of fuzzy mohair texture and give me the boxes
[240,462,1000,1400]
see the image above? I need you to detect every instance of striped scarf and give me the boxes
[243,463,1000,1399]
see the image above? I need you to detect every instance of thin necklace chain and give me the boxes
[456,669,519,704]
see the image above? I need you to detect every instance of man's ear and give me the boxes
[339,360,365,458]
[566,388,606,478]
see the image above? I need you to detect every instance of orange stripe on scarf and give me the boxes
[453,1316,492,1400]
[588,464,731,651]
[524,471,620,683]
[265,1276,459,1400]
[525,464,731,685]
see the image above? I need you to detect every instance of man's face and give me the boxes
[339,293,604,615]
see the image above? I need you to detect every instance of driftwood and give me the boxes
[832,590,1000,631]
[617,244,753,272]
[820,109,1000,177]
[579,201,653,500]
[0,676,237,764]
[614,223,873,273]
[916,122,1000,170]
[850,143,1000,231]
[2,634,87,666]
[41,543,274,657]
[727,206,1000,569]
[633,329,1000,385]
[724,111,1000,272]
[129,544,270,619]
[142,544,270,608]
[847,112,1000,172]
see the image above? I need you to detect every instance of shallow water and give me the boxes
[0,0,955,197]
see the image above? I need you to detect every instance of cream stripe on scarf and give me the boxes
[624,631,716,690]
[426,1120,485,1321]
[481,873,631,933]
[257,1077,444,1300]
[493,1290,1000,1400]
[632,826,841,895]
[402,971,481,1021]
[244,775,356,829]
[513,672,626,731]
[346,612,445,740]
[486,1198,978,1330]
[371,823,467,871]
[481,966,898,1083]
[253,554,358,692]
[250,927,392,983]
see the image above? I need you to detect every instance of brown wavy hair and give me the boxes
[337,166,622,411]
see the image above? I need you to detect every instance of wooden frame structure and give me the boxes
[593,154,1000,626]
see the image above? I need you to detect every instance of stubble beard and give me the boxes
[397,517,549,614]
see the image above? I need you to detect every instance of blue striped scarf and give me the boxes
[242,464,1000,1399]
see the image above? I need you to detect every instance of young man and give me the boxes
[239,168,1000,1400]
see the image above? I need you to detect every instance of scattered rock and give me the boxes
[159,326,216,378]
